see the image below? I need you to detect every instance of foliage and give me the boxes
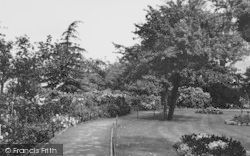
[181,68,243,108]
[38,21,85,93]
[83,59,108,91]
[125,75,163,96]
[98,90,131,117]
[137,94,161,110]
[177,87,212,108]
[0,121,51,144]
[0,35,13,93]
[195,107,223,114]
[7,35,41,99]
[0,20,134,148]
[71,91,109,121]
[173,133,246,156]
[234,0,250,42]
[117,0,249,120]
[225,113,250,126]
[51,114,79,131]
[0,114,79,145]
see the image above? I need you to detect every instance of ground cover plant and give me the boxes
[225,113,250,126]
[173,133,246,156]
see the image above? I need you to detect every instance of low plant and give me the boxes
[225,113,250,126]
[195,107,223,114]
[177,87,212,108]
[51,114,79,131]
[173,133,246,156]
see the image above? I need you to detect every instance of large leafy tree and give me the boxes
[8,35,40,99]
[119,0,249,120]
[39,21,86,93]
[85,59,108,90]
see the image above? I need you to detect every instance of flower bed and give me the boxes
[195,107,223,114]
[51,114,79,130]
[225,114,250,126]
[173,133,246,156]
[0,115,79,144]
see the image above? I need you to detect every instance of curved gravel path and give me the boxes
[37,109,250,156]
[48,118,115,156]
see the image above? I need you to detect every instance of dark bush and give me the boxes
[105,96,130,117]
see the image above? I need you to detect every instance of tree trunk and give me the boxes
[167,74,181,120]
[0,82,4,94]
[161,89,168,120]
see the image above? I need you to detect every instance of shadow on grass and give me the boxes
[117,136,177,156]
[137,112,200,123]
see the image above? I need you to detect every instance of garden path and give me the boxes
[45,118,115,156]
[36,109,250,156]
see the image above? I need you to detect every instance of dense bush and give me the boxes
[0,89,131,148]
[177,87,212,108]
[0,114,80,145]
[51,114,79,130]
[195,107,223,114]
[98,90,131,117]
[139,95,161,111]
[70,90,131,118]
[0,122,52,144]
[173,133,246,156]
[225,113,250,126]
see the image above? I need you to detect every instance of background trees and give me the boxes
[0,35,12,94]
[0,0,249,124]
[118,0,250,120]
[39,21,86,93]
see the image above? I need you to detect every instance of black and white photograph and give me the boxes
[0,0,250,155]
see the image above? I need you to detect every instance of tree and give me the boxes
[83,59,108,91]
[243,67,250,105]
[8,35,40,99]
[104,62,127,90]
[0,35,13,94]
[119,0,249,120]
[40,21,86,93]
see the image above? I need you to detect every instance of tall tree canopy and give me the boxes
[39,21,86,93]
[118,0,250,120]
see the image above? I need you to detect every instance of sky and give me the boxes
[0,0,164,62]
[0,0,249,72]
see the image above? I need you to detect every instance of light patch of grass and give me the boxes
[116,109,250,156]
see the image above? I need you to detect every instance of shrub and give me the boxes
[98,90,131,117]
[107,104,120,117]
[51,114,79,131]
[139,95,161,111]
[0,122,52,144]
[173,133,246,156]
[195,107,223,114]
[225,113,250,126]
[177,87,212,108]
[70,90,131,119]
[104,95,131,117]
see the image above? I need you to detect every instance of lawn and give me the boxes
[116,109,250,156]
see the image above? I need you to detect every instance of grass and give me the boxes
[116,109,250,156]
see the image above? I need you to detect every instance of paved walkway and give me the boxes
[47,118,115,156]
